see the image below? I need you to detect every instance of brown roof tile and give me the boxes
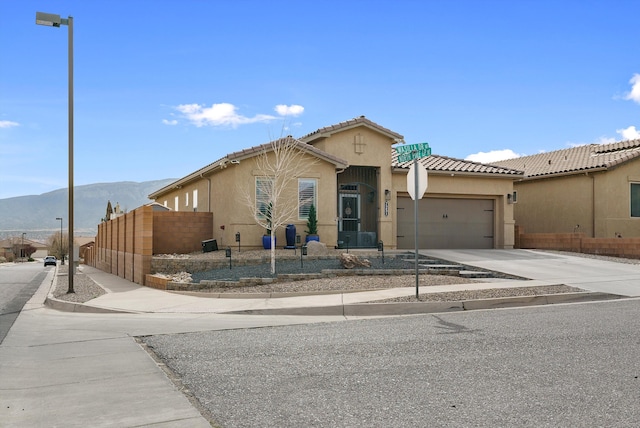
[392,150,524,176]
[149,136,348,198]
[492,139,640,178]
[301,115,405,142]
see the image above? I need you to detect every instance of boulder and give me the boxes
[306,240,329,256]
[339,253,371,269]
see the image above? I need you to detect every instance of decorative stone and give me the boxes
[306,240,328,256]
[339,253,371,269]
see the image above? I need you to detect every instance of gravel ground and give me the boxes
[53,265,106,303]
[54,249,635,304]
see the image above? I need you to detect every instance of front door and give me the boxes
[339,193,360,233]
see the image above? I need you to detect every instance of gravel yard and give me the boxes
[53,265,106,303]
[52,249,635,304]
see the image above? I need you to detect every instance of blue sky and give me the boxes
[2,0,640,199]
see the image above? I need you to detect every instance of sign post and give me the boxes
[399,142,431,298]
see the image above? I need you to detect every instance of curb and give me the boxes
[226,292,624,316]
[44,264,133,314]
[44,296,133,314]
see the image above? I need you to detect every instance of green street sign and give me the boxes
[395,142,431,162]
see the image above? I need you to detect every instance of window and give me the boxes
[298,179,317,219]
[632,183,640,217]
[256,177,273,218]
[193,189,198,210]
[174,196,179,211]
[185,192,189,207]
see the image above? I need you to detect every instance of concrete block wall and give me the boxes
[153,211,213,255]
[89,206,212,285]
[516,227,640,259]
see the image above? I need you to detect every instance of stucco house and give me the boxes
[149,116,523,250]
[0,237,49,261]
[493,139,640,238]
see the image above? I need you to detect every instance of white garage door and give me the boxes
[397,197,494,249]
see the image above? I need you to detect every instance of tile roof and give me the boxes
[392,149,524,176]
[301,116,405,143]
[226,136,348,168]
[492,139,640,178]
[149,136,348,198]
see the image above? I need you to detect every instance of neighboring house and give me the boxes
[0,237,49,261]
[149,116,523,250]
[493,139,640,238]
[76,236,95,263]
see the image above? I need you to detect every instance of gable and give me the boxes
[301,115,404,144]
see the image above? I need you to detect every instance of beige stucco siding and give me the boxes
[209,153,341,249]
[513,174,593,235]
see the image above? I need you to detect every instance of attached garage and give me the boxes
[397,197,494,249]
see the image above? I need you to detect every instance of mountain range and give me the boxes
[0,179,176,241]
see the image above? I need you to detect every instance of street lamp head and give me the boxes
[56,217,62,220]
[36,12,62,27]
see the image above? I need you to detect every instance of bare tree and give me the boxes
[241,136,320,274]
[47,232,70,260]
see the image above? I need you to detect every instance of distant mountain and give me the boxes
[0,179,176,240]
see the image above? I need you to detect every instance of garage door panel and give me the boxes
[397,197,494,249]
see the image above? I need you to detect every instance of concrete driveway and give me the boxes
[422,249,640,297]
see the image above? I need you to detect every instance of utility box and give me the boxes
[202,239,218,253]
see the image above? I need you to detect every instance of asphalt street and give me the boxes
[144,299,640,427]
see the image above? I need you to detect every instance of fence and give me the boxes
[86,205,213,285]
[515,226,640,259]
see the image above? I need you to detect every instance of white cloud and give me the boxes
[465,149,522,163]
[0,120,19,128]
[162,119,178,126]
[624,74,640,104]
[616,125,640,140]
[275,104,304,116]
[176,103,276,128]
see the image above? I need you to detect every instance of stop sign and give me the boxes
[407,163,428,200]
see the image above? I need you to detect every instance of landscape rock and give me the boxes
[306,240,329,256]
[339,253,371,269]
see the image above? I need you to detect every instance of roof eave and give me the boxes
[148,158,229,199]
[392,167,524,178]
[517,166,609,181]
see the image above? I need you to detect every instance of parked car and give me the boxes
[44,256,57,267]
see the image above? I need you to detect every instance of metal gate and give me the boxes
[337,166,379,248]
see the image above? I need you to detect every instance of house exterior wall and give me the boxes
[156,152,342,250]
[391,173,516,249]
[513,159,640,238]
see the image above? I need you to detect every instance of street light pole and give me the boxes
[36,12,74,293]
[56,217,64,265]
[21,232,26,262]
